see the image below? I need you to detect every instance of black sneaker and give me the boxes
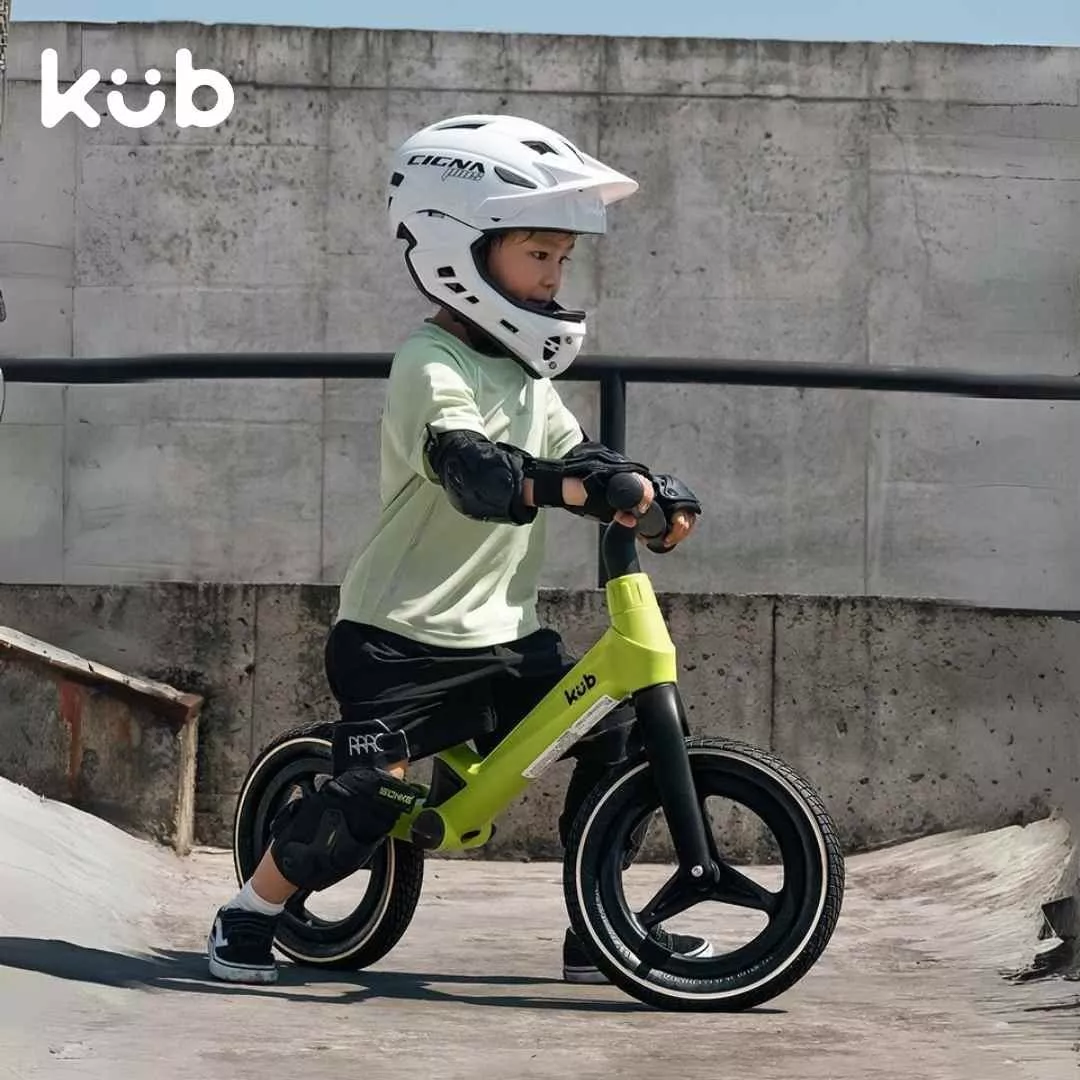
[207,905,281,984]
[562,926,715,985]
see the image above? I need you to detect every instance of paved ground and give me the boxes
[1,777,1078,1080]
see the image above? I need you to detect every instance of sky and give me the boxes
[13,0,1080,47]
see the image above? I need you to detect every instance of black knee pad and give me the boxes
[269,766,421,891]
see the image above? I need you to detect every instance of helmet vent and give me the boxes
[542,336,561,361]
[436,266,456,278]
[444,282,467,294]
[435,120,489,129]
[389,171,404,187]
[499,319,520,334]
[523,140,557,156]
[494,165,537,189]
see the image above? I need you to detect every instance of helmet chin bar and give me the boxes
[463,238,586,376]
[398,213,590,378]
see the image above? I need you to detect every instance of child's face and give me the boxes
[487,230,576,306]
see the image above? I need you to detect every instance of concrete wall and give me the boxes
[3,25,1080,607]
[0,583,1075,857]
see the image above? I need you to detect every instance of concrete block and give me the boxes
[72,286,326,356]
[77,22,331,88]
[63,418,323,583]
[871,42,1080,106]
[596,96,870,365]
[0,583,257,846]
[537,378,599,592]
[874,101,1080,183]
[330,29,601,93]
[602,37,870,99]
[0,276,73,360]
[322,374,387,427]
[322,90,400,295]
[65,378,321,427]
[0,241,74,283]
[0,626,201,852]
[868,104,1080,374]
[248,585,337,755]
[321,414,385,585]
[0,82,76,362]
[660,592,775,742]
[324,279,432,352]
[0,84,77,249]
[0,384,64,426]
[0,425,64,583]
[7,21,82,82]
[772,597,1080,852]
[494,33,604,95]
[74,84,329,149]
[655,592,776,863]
[867,395,1080,608]
[75,141,328,288]
[625,382,868,597]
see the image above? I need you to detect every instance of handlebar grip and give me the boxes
[638,501,667,539]
[605,473,667,539]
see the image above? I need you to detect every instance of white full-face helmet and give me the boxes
[386,114,638,378]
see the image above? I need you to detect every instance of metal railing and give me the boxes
[4,352,1080,584]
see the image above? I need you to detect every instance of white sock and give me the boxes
[223,878,286,916]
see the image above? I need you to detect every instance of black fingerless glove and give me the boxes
[521,441,652,522]
[644,473,703,553]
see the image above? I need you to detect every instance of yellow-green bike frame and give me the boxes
[388,568,677,852]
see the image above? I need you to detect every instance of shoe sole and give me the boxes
[683,941,715,959]
[563,965,610,985]
[564,939,716,984]
[207,936,278,984]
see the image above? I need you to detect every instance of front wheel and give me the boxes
[563,737,845,1011]
[232,721,426,971]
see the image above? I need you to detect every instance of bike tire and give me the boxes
[563,736,845,1011]
[232,720,425,971]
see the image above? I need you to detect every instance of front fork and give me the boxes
[633,683,717,897]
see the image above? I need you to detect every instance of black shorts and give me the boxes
[324,619,635,765]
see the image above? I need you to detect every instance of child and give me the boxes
[207,114,707,986]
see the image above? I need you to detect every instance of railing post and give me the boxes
[597,370,627,588]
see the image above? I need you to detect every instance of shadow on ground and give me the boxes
[0,937,789,1015]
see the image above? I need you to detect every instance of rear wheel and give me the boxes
[232,722,425,970]
[564,737,845,1011]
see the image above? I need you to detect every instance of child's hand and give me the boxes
[612,474,654,528]
[640,473,703,553]
[557,474,653,525]
[646,509,697,551]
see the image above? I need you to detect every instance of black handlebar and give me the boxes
[601,473,667,581]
